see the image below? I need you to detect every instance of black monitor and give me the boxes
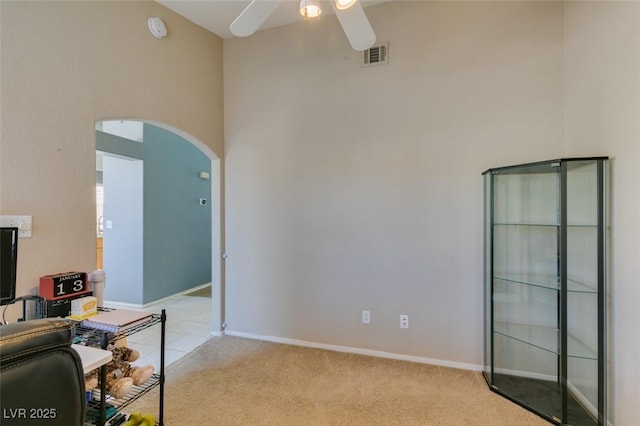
[0,227,18,305]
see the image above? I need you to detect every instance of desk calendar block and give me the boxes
[39,271,89,301]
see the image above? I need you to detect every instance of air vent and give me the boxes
[363,42,389,66]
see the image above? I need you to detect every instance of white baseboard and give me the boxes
[567,381,607,425]
[104,282,212,310]
[493,367,556,382]
[224,330,483,372]
[101,300,145,310]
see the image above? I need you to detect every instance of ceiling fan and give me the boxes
[230,0,376,51]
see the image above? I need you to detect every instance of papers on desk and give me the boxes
[80,309,152,333]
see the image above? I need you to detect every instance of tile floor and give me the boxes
[124,294,213,372]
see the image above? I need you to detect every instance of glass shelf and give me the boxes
[493,322,598,361]
[494,274,598,294]
[494,222,558,227]
[494,223,598,228]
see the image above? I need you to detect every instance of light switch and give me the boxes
[106,220,113,229]
[0,215,32,238]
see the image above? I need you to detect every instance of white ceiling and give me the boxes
[156,0,394,39]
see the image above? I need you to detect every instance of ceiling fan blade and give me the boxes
[332,1,376,51]
[230,0,281,37]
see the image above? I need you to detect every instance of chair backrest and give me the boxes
[0,318,86,426]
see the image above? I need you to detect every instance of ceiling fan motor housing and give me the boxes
[230,0,376,52]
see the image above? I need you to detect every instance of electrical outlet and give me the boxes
[362,310,370,324]
[400,314,409,329]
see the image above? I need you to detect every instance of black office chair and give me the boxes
[0,318,86,426]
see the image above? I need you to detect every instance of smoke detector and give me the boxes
[148,17,167,39]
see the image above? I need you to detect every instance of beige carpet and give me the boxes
[127,336,548,425]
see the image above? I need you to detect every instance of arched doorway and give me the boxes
[95,119,223,335]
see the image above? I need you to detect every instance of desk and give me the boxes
[72,344,111,426]
[72,344,112,373]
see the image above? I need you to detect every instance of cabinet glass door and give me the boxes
[566,160,605,425]
[490,162,561,421]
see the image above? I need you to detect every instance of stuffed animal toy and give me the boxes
[83,338,134,393]
[85,346,154,399]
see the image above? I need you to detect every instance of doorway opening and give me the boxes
[95,119,223,335]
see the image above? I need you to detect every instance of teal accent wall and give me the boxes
[96,124,212,304]
[142,124,211,303]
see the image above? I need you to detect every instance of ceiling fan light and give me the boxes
[300,0,322,18]
[335,0,357,10]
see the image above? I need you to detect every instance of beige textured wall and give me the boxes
[564,2,640,424]
[223,1,564,365]
[0,1,223,315]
